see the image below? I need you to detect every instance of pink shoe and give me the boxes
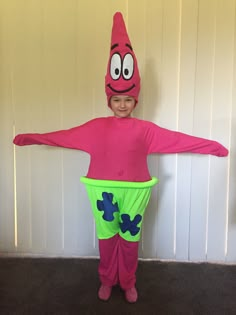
[98,285,112,301]
[125,287,138,303]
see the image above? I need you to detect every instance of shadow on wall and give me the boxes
[228,122,236,225]
[135,58,172,258]
[134,57,160,121]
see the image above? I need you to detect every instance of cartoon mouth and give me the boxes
[107,84,135,94]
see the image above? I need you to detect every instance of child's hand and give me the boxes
[216,144,228,157]
[13,134,24,146]
[13,134,34,146]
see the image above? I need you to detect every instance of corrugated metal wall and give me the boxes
[0,0,235,262]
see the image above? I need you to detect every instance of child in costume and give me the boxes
[13,12,228,303]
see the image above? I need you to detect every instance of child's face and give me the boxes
[110,95,136,118]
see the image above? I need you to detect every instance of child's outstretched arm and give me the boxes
[146,122,228,157]
[13,119,98,153]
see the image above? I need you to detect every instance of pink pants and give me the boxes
[98,234,139,290]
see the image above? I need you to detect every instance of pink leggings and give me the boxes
[98,234,139,290]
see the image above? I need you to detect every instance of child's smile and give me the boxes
[110,95,136,118]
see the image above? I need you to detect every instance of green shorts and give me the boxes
[80,177,158,242]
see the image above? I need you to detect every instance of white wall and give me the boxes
[0,0,235,262]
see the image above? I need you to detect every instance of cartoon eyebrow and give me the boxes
[111,43,119,50]
[110,43,133,51]
[126,43,133,51]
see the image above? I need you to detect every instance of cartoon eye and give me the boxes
[122,53,134,80]
[110,53,122,80]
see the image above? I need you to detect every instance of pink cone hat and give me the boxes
[105,12,141,106]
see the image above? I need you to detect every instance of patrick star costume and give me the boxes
[13,12,228,302]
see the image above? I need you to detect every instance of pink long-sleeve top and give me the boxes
[13,116,228,182]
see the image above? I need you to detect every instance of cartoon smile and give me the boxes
[107,84,135,94]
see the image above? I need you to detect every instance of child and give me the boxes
[13,12,228,303]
